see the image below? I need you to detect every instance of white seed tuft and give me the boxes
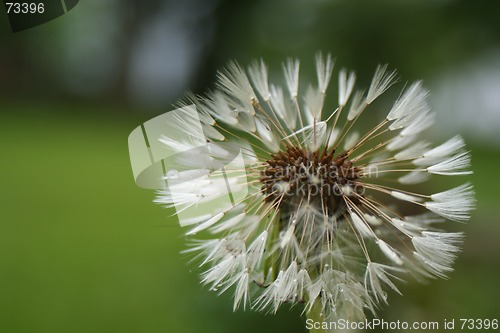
[365,262,403,304]
[338,69,356,107]
[427,151,472,176]
[412,232,464,278]
[315,52,334,94]
[367,64,397,104]
[414,135,466,166]
[303,86,324,120]
[217,61,256,114]
[283,58,300,98]
[346,90,366,121]
[387,81,428,121]
[248,59,270,101]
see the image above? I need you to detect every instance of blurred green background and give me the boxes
[1,1,500,332]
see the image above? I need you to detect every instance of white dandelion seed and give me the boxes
[143,54,475,323]
[367,64,398,104]
[427,151,473,176]
[414,135,466,166]
[338,69,356,107]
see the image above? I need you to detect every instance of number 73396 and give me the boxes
[460,319,498,330]
[5,2,45,14]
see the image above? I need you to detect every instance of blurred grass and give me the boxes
[0,103,499,333]
[0,104,305,333]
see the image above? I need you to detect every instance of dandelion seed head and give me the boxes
[260,146,362,210]
[145,53,475,322]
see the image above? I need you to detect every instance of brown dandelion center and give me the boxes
[260,146,362,211]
